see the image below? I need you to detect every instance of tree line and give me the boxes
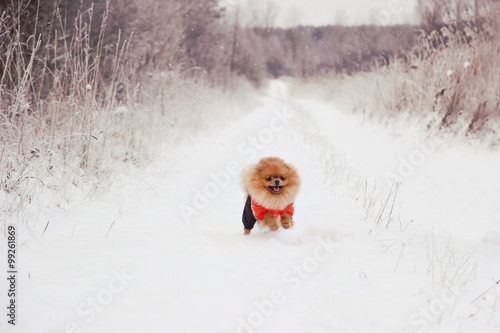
[0,0,496,92]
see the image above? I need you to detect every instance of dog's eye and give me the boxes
[267,177,273,181]
[280,177,285,181]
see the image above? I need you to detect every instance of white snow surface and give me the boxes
[1,80,500,333]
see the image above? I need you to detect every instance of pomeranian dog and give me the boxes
[240,157,301,235]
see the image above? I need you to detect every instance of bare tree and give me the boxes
[418,0,494,28]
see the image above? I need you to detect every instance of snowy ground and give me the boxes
[1,81,500,333]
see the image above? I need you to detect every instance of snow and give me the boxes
[1,80,500,333]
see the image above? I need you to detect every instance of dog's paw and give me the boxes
[243,228,251,235]
[269,223,279,231]
[281,214,294,229]
[260,213,279,231]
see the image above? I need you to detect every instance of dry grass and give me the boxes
[289,4,500,147]
[384,7,499,142]
[0,2,251,229]
[0,3,136,224]
[376,6,500,138]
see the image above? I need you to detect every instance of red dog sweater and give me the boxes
[251,198,294,220]
[242,195,294,230]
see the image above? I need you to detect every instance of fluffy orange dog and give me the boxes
[240,157,301,235]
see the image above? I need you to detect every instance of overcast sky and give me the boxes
[224,0,419,27]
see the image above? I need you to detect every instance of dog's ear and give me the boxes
[255,158,267,172]
[255,164,265,173]
[284,163,300,184]
[282,163,293,175]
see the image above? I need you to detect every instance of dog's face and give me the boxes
[259,170,289,194]
[265,175,286,194]
[246,157,300,209]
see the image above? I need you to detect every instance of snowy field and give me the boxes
[1,81,500,333]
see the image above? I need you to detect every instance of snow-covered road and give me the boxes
[2,81,500,333]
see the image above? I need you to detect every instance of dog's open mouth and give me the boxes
[269,186,283,193]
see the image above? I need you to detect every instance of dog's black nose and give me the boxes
[275,180,280,185]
